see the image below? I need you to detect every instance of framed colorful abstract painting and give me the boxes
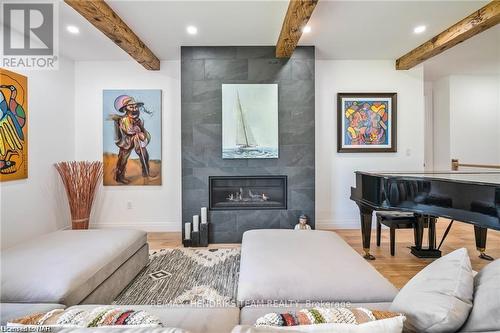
[0,68,28,181]
[337,93,397,153]
[103,89,162,186]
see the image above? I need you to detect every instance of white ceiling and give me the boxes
[423,24,500,81]
[59,0,289,61]
[300,0,488,59]
[59,0,499,80]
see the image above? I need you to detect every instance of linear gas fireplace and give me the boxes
[209,176,287,210]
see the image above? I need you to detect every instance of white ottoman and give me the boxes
[237,229,398,304]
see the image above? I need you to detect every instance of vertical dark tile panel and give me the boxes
[181,46,315,243]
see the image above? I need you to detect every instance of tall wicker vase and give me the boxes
[55,161,103,230]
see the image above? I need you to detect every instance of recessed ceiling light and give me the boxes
[187,26,198,35]
[413,25,426,34]
[302,25,311,33]
[66,25,80,34]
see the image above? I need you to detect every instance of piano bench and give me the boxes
[376,211,417,256]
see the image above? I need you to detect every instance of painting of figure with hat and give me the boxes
[103,90,161,186]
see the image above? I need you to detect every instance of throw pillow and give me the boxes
[232,316,405,332]
[389,247,474,333]
[9,307,162,327]
[254,307,402,327]
[459,258,500,332]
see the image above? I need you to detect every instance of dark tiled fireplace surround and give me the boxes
[181,46,315,243]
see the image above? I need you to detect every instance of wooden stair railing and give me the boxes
[451,159,500,171]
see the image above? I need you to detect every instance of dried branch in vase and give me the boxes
[55,161,103,230]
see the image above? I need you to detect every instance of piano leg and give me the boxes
[474,226,494,261]
[413,215,424,250]
[357,203,375,260]
[428,217,437,250]
[411,215,441,258]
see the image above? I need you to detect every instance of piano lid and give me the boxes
[355,171,500,187]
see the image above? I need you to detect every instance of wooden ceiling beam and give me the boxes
[276,0,319,58]
[396,1,500,70]
[64,0,160,70]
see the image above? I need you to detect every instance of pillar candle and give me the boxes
[184,223,191,240]
[193,215,199,232]
[201,207,208,224]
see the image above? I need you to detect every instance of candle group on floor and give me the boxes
[185,207,208,240]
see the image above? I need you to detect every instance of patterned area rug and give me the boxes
[113,248,240,306]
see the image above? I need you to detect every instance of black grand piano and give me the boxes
[350,171,500,260]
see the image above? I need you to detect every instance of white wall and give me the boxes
[431,75,500,170]
[424,81,434,171]
[74,61,181,231]
[0,58,76,249]
[449,75,500,165]
[432,77,451,171]
[315,60,425,229]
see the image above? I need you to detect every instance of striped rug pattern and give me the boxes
[113,248,240,305]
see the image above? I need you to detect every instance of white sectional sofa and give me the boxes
[1,229,499,332]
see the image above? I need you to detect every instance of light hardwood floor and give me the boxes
[148,220,500,289]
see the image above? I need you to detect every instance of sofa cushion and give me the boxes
[68,305,240,333]
[0,303,65,326]
[459,258,500,332]
[389,248,473,333]
[1,229,147,305]
[237,230,398,304]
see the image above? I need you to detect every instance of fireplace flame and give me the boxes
[226,187,269,202]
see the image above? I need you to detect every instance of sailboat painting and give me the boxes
[222,84,278,159]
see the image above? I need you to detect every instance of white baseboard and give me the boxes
[91,220,378,232]
[316,218,381,230]
[316,219,358,230]
[90,222,181,232]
